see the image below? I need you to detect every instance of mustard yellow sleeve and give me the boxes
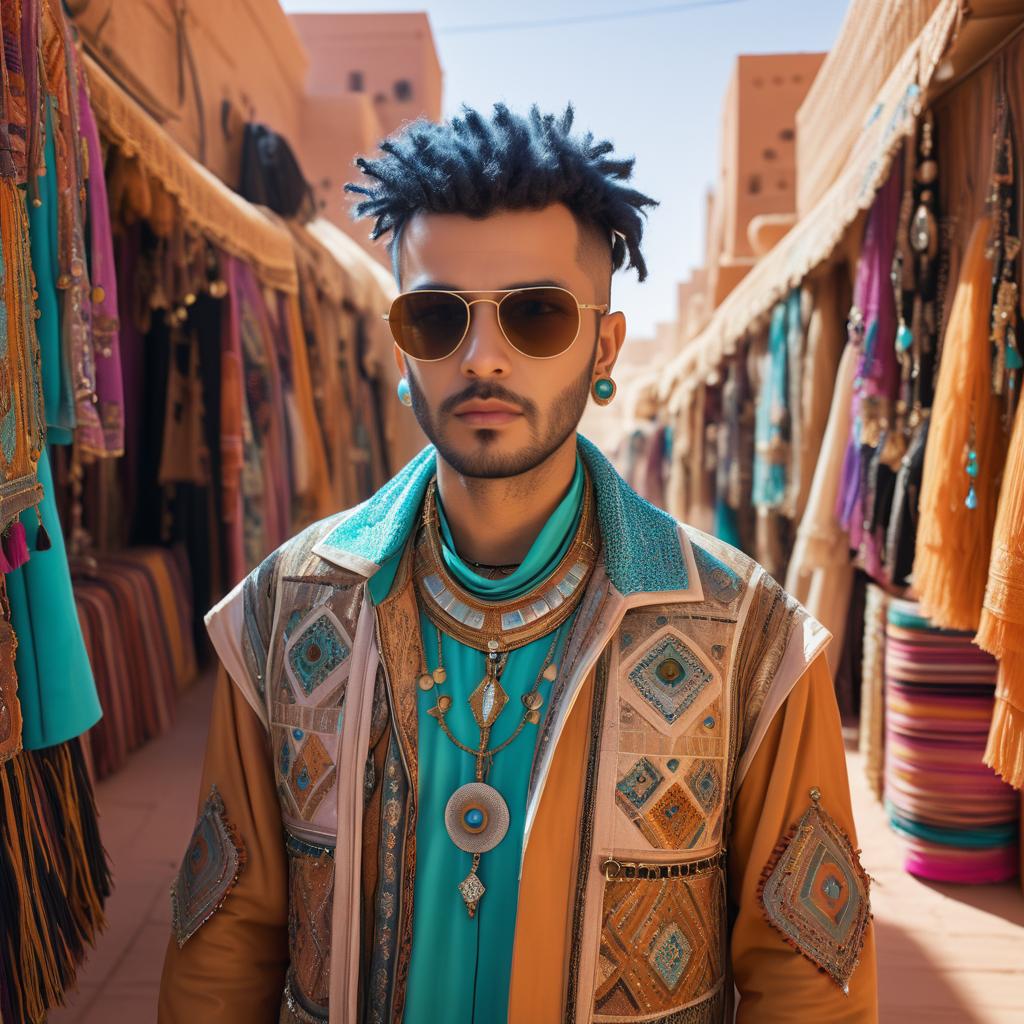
[728,653,878,1023]
[158,665,289,1023]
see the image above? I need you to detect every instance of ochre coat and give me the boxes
[159,439,877,1023]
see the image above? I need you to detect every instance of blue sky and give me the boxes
[283,0,850,338]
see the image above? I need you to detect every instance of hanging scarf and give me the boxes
[752,300,790,509]
[836,162,902,574]
[978,398,1024,787]
[913,216,1008,630]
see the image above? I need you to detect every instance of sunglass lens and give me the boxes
[389,292,468,360]
[499,288,580,357]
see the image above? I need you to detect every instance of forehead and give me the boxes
[399,203,586,290]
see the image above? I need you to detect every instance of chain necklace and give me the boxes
[420,622,566,918]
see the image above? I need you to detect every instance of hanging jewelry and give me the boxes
[426,624,565,917]
[397,377,412,407]
[965,419,979,511]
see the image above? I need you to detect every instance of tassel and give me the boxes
[34,506,51,552]
[983,659,1024,790]
[1,523,29,572]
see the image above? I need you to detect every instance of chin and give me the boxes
[435,430,559,480]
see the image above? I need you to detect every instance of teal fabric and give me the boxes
[751,298,790,509]
[435,454,584,600]
[27,96,74,442]
[8,446,101,748]
[403,468,584,1024]
[328,435,689,599]
[9,93,102,749]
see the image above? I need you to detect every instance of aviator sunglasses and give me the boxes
[382,286,609,362]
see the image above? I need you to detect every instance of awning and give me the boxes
[661,0,961,400]
[305,218,396,313]
[84,54,299,293]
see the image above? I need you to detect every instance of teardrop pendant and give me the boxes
[965,485,978,510]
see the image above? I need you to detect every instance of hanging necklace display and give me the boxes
[985,78,1021,429]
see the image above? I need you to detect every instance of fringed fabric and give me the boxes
[0,738,111,1023]
[978,400,1024,787]
[913,217,1009,631]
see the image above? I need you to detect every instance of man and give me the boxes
[159,103,877,1023]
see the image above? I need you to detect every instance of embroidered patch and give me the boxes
[287,611,350,696]
[758,795,871,992]
[616,757,664,811]
[629,635,713,725]
[685,759,722,815]
[288,733,335,816]
[170,785,246,948]
[642,783,705,849]
[594,857,725,1016]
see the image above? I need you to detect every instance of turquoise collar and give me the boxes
[312,434,691,598]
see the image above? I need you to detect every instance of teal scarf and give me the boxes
[404,456,584,1023]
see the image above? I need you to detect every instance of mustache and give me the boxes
[439,381,539,421]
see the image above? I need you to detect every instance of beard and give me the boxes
[408,355,595,479]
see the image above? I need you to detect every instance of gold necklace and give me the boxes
[412,467,598,652]
[423,622,565,918]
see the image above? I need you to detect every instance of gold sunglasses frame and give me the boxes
[381,285,609,363]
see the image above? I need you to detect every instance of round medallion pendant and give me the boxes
[444,782,510,854]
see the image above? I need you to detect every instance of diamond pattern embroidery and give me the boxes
[685,759,722,815]
[628,635,712,725]
[643,783,705,849]
[288,612,350,696]
[616,757,664,811]
[759,797,871,991]
[288,733,334,815]
[648,922,692,991]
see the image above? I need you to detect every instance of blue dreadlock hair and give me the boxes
[344,101,659,285]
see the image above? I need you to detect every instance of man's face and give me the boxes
[394,203,624,479]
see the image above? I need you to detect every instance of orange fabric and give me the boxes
[508,667,596,1020]
[729,653,878,1022]
[913,216,1008,631]
[158,666,288,1023]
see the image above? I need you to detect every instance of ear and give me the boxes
[393,342,408,379]
[593,310,627,378]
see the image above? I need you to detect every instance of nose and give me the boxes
[459,299,513,379]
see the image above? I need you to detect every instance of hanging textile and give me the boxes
[835,162,902,580]
[912,217,1007,630]
[978,399,1024,787]
[752,299,790,510]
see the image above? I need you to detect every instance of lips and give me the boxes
[452,398,523,427]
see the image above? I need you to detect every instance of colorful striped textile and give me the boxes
[884,598,1019,883]
[73,546,197,780]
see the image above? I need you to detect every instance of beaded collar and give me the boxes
[412,467,599,653]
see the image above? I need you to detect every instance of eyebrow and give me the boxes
[409,277,571,292]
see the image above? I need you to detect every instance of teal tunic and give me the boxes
[402,458,585,1024]
[8,93,101,749]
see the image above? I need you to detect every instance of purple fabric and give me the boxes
[78,83,124,455]
[836,162,903,561]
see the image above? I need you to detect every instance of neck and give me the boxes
[436,435,578,566]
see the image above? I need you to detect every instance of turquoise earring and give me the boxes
[397,377,412,407]
[592,376,616,406]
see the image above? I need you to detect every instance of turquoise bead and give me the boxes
[593,377,615,401]
[897,323,913,352]
[464,808,484,829]
[965,485,978,510]
[397,378,412,406]
[1006,346,1024,370]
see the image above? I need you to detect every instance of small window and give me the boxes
[776,178,788,191]
[752,76,764,88]
[748,174,762,195]
[394,79,413,101]
[349,71,364,92]
[779,127,795,142]
[763,147,778,161]
[772,75,783,86]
